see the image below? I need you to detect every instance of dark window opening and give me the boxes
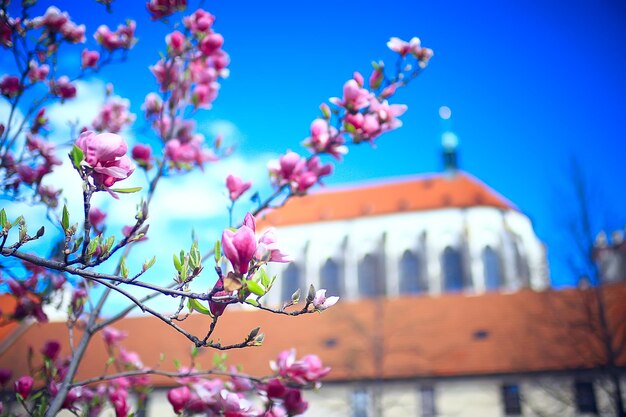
[358,254,385,297]
[502,384,522,415]
[281,263,301,302]
[320,257,343,297]
[420,386,436,417]
[442,246,466,292]
[575,380,598,414]
[483,246,503,291]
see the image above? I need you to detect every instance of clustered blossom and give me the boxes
[75,131,134,189]
[81,49,100,69]
[0,75,20,98]
[29,6,86,44]
[268,151,332,194]
[303,118,346,160]
[387,36,434,67]
[92,96,136,133]
[49,76,77,100]
[165,349,330,416]
[94,20,137,51]
[0,261,66,324]
[146,0,188,20]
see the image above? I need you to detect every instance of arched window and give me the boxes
[358,254,384,297]
[399,250,426,294]
[512,241,530,286]
[482,246,503,291]
[320,258,343,297]
[281,263,301,302]
[442,246,465,292]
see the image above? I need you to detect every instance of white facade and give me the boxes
[266,205,549,305]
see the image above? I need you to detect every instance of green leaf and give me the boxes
[61,205,69,230]
[173,358,181,369]
[12,215,23,227]
[245,298,259,307]
[110,186,142,194]
[259,268,270,288]
[120,257,128,279]
[246,279,266,297]
[214,240,221,263]
[173,253,182,272]
[69,145,84,169]
[191,346,199,359]
[187,298,212,316]
[143,256,156,272]
[0,208,7,229]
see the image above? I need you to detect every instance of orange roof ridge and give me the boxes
[259,171,518,228]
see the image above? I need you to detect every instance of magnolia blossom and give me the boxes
[81,49,99,69]
[183,9,215,35]
[27,61,49,82]
[387,36,422,56]
[270,349,331,385]
[164,137,217,168]
[167,386,190,413]
[329,78,371,111]
[76,131,134,189]
[225,174,251,201]
[221,222,256,275]
[142,92,163,117]
[303,118,347,160]
[268,151,332,194]
[50,76,77,99]
[14,376,34,399]
[94,20,137,51]
[166,30,186,56]
[0,75,20,97]
[102,327,128,346]
[147,0,188,20]
[92,96,135,133]
[312,289,339,310]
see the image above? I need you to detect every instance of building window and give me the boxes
[574,380,598,414]
[352,388,369,417]
[358,254,385,297]
[442,246,465,292]
[501,384,522,415]
[420,386,436,417]
[281,263,301,302]
[399,250,427,294]
[320,257,343,297]
[483,246,503,291]
[512,241,530,286]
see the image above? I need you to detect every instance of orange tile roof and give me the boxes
[258,172,516,228]
[0,284,624,386]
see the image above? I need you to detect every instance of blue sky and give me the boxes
[4,0,626,289]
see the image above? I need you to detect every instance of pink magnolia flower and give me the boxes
[271,349,331,385]
[0,369,12,386]
[131,143,152,169]
[31,6,68,32]
[166,30,186,56]
[267,151,305,187]
[368,99,407,132]
[191,82,219,109]
[109,388,130,417]
[102,327,128,346]
[94,20,137,51]
[387,36,422,57]
[142,92,163,117]
[330,79,371,111]
[167,386,191,414]
[60,21,85,43]
[165,136,218,169]
[41,340,61,360]
[284,389,309,415]
[76,131,135,189]
[119,349,143,368]
[312,289,339,310]
[50,76,76,99]
[14,376,34,399]
[147,0,188,20]
[369,66,384,89]
[149,59,181,91]
[88,207,107,231]
[222,222,257,275]
[183,9,215,35]
[226,174,251,201]
[92,97,135,133]
[303,118,346,160]
[256,228,292,263]
[189,59,218,84]
[28,61,49,82]
[81,49,99,69]
[0,17,13,48]
[199,33,224,56]
[0,75,20,97]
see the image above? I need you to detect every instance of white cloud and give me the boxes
[202,119,244,144]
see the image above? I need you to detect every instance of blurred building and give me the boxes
[0,141,625,417]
